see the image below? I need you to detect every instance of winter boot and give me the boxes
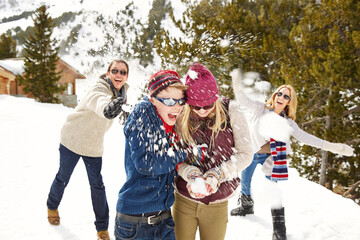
[97,230,110,240]
[230,194,254,216]
[271,207,287,240]
[47,208,60,226]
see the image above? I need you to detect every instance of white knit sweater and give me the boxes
[60,78,117,157]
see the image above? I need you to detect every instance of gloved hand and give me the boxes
[177,162,203,182]
[202,167,226,195]
[177,162,206,199]
[322,141,354,156]
[103,96,125,119]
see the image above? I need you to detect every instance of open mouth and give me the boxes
[168,113,178,121]
[277,100,283,105]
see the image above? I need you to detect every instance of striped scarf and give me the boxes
[270,138,288,181]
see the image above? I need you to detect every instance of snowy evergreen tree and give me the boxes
[17,5,64,103]
[289,0,360,189]
[0,33,17,59]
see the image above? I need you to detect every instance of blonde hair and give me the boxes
[178,99,228,147]
[266,84,298,120]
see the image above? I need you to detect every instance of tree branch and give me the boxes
[343,180,360,200]
[342,106,360,117]
[302,116,327,127]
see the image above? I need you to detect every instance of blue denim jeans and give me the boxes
[47,144,109,231]
[241,153,271,196]
[114,213,175,240]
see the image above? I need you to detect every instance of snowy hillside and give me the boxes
[1,94,360,240]
[0,0,187,74]
[0,0,189,101]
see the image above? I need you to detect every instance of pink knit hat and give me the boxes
[185,63,219,107]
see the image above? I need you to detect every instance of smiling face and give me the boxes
[273,87,291,115]
[191,103,215,118]
[150,86,185,126]
[106,62,128,91]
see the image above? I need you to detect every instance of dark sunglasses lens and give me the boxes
[277,92,291,100]
[191,103,214,110]
[111,69,127,75]
[190,105,200,110]
[178,99,186,106]
[204,103,214,110]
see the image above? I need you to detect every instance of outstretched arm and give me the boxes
[290,119,353,156]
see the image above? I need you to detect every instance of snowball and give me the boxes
[188,70,198,80]
[254,80,271,92]
[190,178,207,195]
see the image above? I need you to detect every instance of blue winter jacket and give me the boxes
[116,97,187,215]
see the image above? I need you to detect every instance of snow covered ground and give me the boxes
[1,94,360,240]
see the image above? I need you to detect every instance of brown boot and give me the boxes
[47,208,60,226]
[97,230,110,240]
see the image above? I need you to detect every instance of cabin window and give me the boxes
[67,83,73,95]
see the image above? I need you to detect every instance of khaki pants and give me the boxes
[173,193,228,240]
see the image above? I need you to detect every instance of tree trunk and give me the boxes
[320,113,332,187]
[320,150,328,186]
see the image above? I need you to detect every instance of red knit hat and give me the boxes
[185,63,219,107]
[148,70,183,97]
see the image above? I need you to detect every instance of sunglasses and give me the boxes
[190,102,215,111]
[276,92,291,100]
[154,96,186,106]
[110,69,127,76]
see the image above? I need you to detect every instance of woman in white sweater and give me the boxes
[230,81,353,240]
[46,59,129,240]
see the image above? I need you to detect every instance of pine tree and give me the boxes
[133,0,171,66]
[288,0,360,189]
[17,5,64,103]
[0,33,17,59]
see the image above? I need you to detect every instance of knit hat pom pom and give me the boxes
[188,70,198,80]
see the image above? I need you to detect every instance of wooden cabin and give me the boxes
[0,57,86,107]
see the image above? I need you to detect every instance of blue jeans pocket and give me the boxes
[115,216,138,240]
[164,217,175,229]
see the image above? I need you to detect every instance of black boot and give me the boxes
[230,194,254,216]
[271,207,287,240]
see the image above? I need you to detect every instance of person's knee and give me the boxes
[90,177,105,190]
